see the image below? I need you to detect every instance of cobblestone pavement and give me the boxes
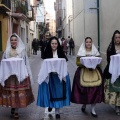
[0,51,120,120]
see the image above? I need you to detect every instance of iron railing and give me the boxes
[1,0,11,9]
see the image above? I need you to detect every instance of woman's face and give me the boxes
[114,33,120,45]
[51,39,58,51]
[10,36,18,48]
[85,38,92,49]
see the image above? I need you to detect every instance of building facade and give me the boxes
[55,0,120,69]
[0,0,34,57]
[55,0,72,38]
[0,0,11,52]
[61,0,72,38]
[54,0,62,38]
[72,0,120,69]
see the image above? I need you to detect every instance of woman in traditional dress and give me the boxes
[104,30,120,115]
[71,37,103,117]
[0,33,34,119]
[37,36,71,119]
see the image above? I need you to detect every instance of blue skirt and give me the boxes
[37,73,71,108]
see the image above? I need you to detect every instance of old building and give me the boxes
[72,0,120,69]
[56,0,120,69]
[54,0,62,38]
[0,0,11,52]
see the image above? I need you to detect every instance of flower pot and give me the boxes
[15,7,22,13]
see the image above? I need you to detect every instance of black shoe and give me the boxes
[91,112,98,117]
[10,108,15,118]
[48,107,52,112]
[14,113,19,119]
[116,112,120,116]
[56,114,60,119]
[11,108,15,114]
[81,106,86,112]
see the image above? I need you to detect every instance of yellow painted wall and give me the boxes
[0,14,9,51]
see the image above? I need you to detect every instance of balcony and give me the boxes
[15,0,28,16]
[1,0,11,9]
[6,0,34,22]
[0,0,11,14]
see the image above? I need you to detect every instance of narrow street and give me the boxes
[0,51,119,120]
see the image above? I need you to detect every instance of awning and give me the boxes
[6,12,30,22]
[0,4,10,14]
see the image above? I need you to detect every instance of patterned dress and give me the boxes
[71,57,104,104]
[0,48,34,108]
[104,79,120,106]
[104,37,120,106]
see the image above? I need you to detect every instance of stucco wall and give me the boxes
[0,15,9,51]
[72,0,120,70]
[62,0,73,38]
[100,0,120,70]
[84,13,98,47]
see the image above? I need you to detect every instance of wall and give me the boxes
[100,0,120,70]
[62,0,72,38]
[72,0,120,70]
[72,0,85,53]
[0,14,9,51]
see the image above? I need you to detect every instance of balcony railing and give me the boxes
[15,0,28,16]
[1,0,11,9]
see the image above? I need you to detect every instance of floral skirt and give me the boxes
[0,75,34,108]
[104,79,120,106]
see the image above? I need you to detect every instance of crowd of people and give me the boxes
[0,30,120,119]
[32,36,75,58]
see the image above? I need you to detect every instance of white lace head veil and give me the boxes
[77,37,100,56]
[4,33,25,58]
[2,33,34,85]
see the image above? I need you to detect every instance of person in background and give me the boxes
[61,37,68,55]
[58,37,62,46]
[40,38,46,58]
[32,38,38,55]
[69,38,75,55]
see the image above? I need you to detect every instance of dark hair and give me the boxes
[112,30,120,41]
[61,37,65,40]
[104,30,120,79]
[43,36,68,61]
[106,30,120,63]
[10,34,17,39]
[85,37,92,41]
[50,36,59,43]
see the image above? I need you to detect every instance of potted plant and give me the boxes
[15,0,27,15]
[15,1,22,13]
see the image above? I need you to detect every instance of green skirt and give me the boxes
[104,79,120,106]
[109,77,120,92]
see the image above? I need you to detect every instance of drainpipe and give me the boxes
[97,0,100,51]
